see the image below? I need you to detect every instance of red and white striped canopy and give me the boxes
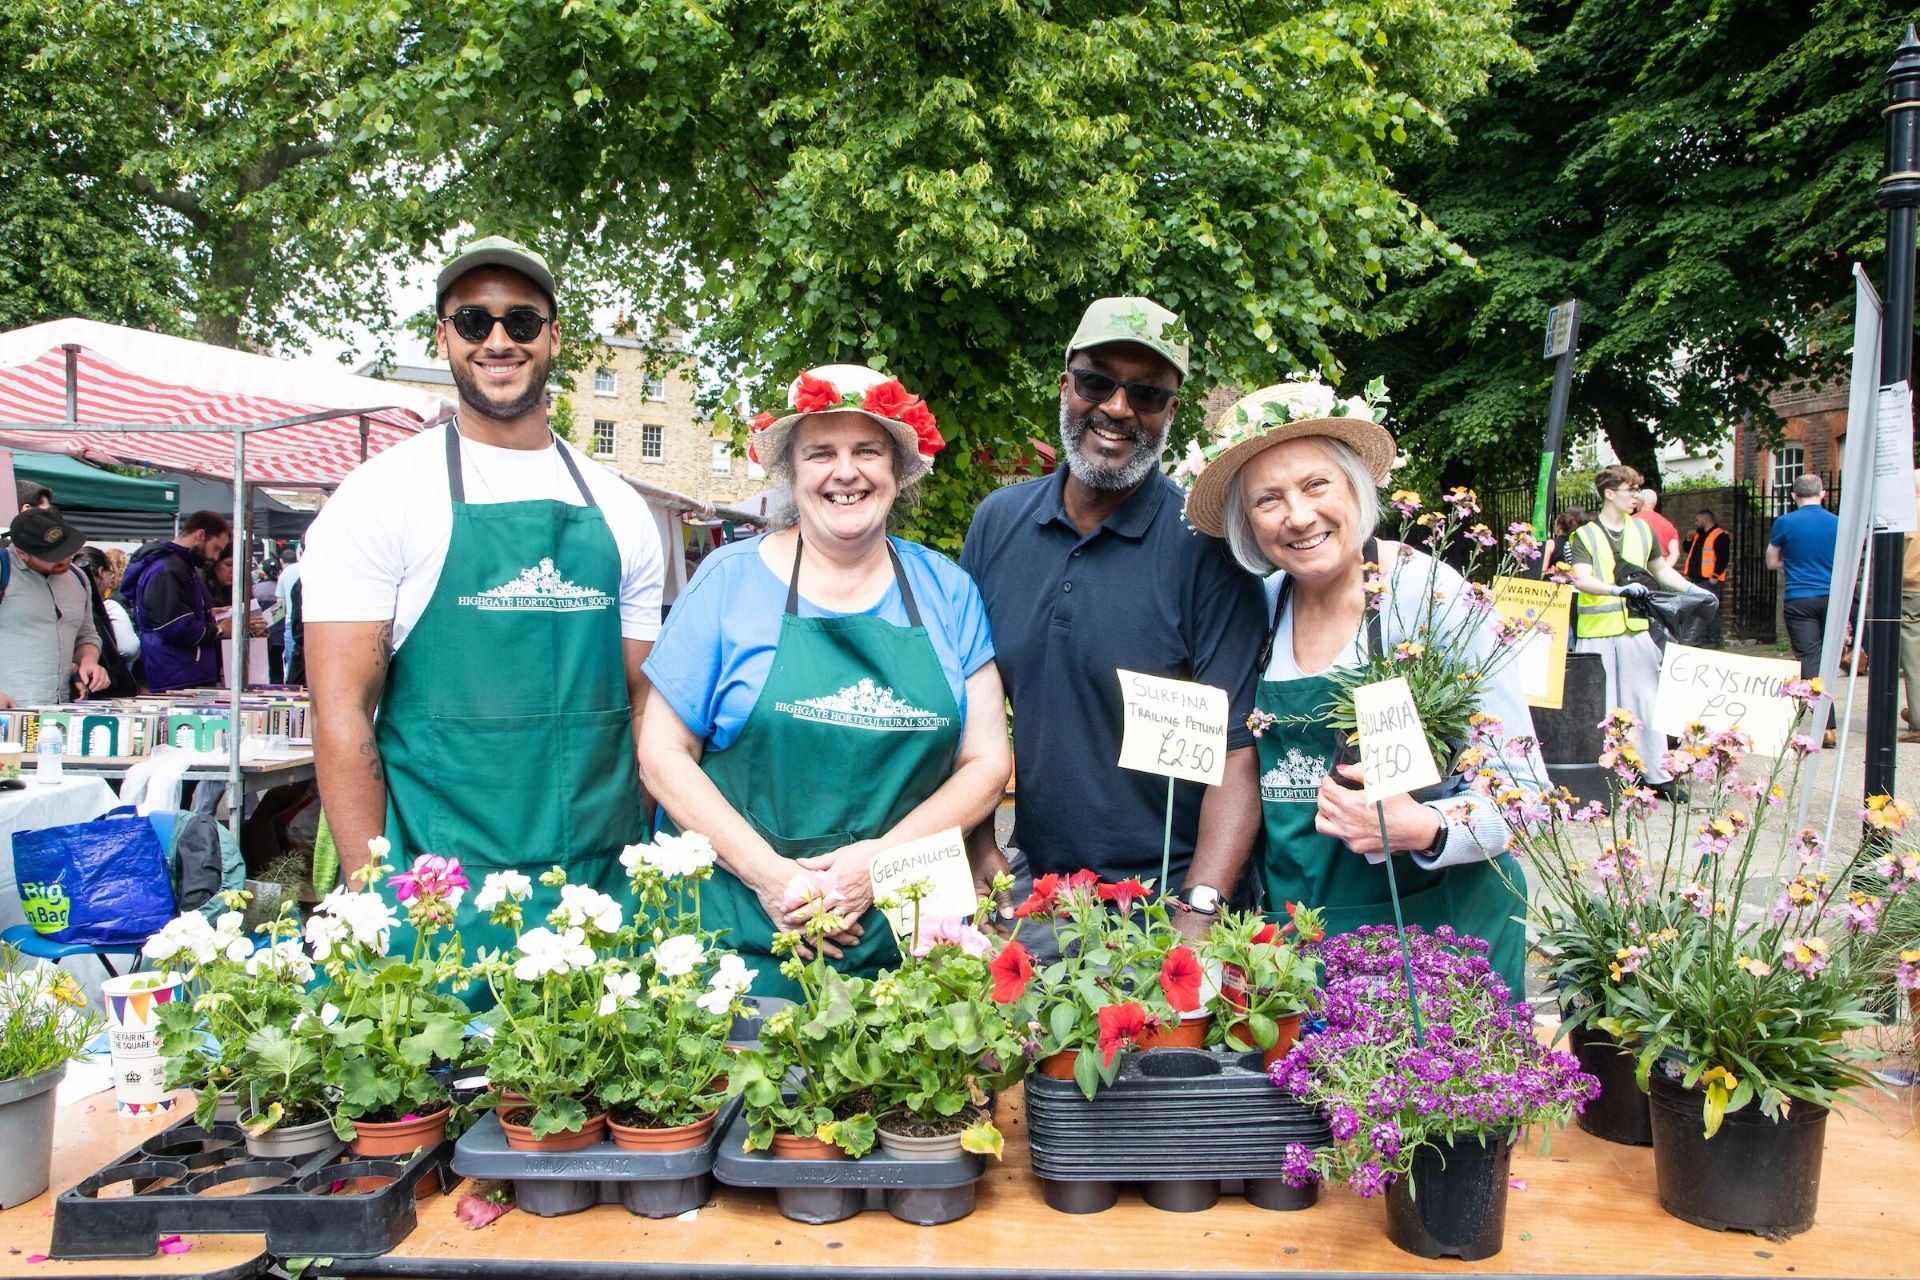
[0,318,452,487]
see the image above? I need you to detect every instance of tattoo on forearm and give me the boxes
[359,736,384,783]
[373,622,393,672]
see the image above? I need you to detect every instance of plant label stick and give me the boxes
[1353,675,1440,1046]
[1116,670,1229,892]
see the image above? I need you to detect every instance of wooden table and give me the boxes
[8,1081,1914,1280]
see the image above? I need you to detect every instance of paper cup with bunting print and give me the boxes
[101,972,184,1115]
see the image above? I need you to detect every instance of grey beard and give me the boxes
[1058,399,1165,493]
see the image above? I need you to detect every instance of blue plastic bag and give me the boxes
[12,805,176,946]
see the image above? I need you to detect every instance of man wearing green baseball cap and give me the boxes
[304,235,665,975]
[959,297,1267,947]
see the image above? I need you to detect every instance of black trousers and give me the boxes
[1686,578,1726,647]
[1783,594,1828,679]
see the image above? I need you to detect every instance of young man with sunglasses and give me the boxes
[959,297,1267,947]
[303,236,665,966]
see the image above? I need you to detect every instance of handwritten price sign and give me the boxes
[1353,676,1442,803]
[1117,670,1228,786]
[1654,643,1801,755]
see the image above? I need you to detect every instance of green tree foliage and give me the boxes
[1336,0,1914,488]
[377,0,1525,549]
[4,0,442,350]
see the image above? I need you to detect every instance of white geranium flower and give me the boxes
[514,926,593,981]
[246,939,313,983]
[696,984,738,1016]
[653,934,705,979]
[367,836,391,860]
[710,952,756,994]
[142,912,216,965]
[555,883,623,935]
[651,831,718,877]
[618,842,650,876]
[474,870,533,913]
[598,969,642,1015]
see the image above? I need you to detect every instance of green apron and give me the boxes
[681,534,961,1001]
[1254,551,1529,999]
[376,425,643,971]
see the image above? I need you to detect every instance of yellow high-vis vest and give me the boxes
[1573,518,1653,638]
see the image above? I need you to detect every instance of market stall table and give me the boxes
[53,754,314,807]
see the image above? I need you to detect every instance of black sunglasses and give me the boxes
[1067,366,1177,415]
[441,306,552,344]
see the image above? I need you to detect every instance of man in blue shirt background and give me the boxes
[1768,473,1838,680]
[960,297,1267,945]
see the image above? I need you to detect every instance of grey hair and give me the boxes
[1220,436,1381,575]
[1791,473,1824,500]
[768,418,924,531]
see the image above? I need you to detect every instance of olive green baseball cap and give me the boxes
[435,236,557,309]
[1066,297,1191,380]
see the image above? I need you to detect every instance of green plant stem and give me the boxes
[1375,799,1425,1048]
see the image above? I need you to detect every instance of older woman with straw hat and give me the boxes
[1182,382,1543,996]
[638,364,1009,998]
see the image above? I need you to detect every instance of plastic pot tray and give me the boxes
[49,1118,447,1261]
[450,1099,740,1219]
[712,1109,984,1226]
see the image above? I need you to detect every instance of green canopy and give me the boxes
[9,449,179,513]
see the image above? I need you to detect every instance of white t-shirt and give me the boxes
[302,424,664,651]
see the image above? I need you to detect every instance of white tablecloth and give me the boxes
[0,776,122,1003]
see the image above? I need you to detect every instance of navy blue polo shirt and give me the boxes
[1769,503,1838,601]
[960,469,1267,886]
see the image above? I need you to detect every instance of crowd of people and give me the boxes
[0,483,295,709]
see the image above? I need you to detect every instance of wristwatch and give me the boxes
[1182,884,1222,915]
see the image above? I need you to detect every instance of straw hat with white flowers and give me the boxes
[1178,378,1395,537]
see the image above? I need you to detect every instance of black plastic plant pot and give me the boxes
[1383,1137,1512,1261]
[618,1174,710,1219]
[885,1185,977,1225]
[512,1178,599,1218]
[1243,1178,1318,1212]
[1041,1179,1119,1214]
[1646,1074,1827,1237]
[775,1185,863,1224]
[1140,1179,1219,1213]
[1569,1024,1653,1147]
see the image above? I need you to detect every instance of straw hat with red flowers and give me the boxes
[747,364,946,486]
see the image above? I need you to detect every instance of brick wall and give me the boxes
[570,338,763,505]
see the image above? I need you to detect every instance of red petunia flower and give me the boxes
[859,379,913,421]
[1159,945,1203,1013]
[1252,921,1280,946]
[989,939,1034,1003]
[1097,1002,1150,1067]
[1097,877,1151,915]
[792,371,841,414]
[1067,869,1102,890]
[1014,872,1068,919]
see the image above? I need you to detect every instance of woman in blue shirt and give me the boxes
[638,365,1009,998]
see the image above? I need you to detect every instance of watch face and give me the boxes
[1188,886,1221,912]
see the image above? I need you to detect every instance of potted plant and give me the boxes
[307,846,472,1165]
[730,910,886,1159]
[990,870,1207,1098]
[0,947,102,1207]
[866,883,1026,1160]
[469,865,623,1151]
[1206,903,1323,1068]
[597,832,753,1151]
[1272,924,1596,1261]
[147,893,322,1136]
[1492,692,1914,1237]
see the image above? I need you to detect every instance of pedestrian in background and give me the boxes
[0,508,108,708]
[1682,508,1730,648]
[1901,470,1920,743]
[1636,487,1681,565]
[1767,475,1837,682]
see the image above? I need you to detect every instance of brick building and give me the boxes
[1731,383,1848,490]
[361,334,763,507]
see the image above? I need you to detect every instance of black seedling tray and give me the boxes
[450,1100,740,1219]
[49,1119,448,1260]
[1023,1047,1329,1215]
[712,1109,985,1225]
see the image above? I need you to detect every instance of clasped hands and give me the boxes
[755,839,886,961]
[1314,763,1443,858]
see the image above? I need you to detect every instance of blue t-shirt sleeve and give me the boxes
[640,553,733,741]
[898,541,995,679]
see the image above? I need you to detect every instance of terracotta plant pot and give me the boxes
[1038,1050,1079,1080]
[1226,1011,1304,1069]
[609,1111,717,1153]
[1139,1013,1212,1050]
[499,1108,608,1153]
[769,1131,845,1160]
[350,1107,451,1198]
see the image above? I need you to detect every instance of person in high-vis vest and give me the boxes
[1565,465,1697,800]
[1681,509,1730,647]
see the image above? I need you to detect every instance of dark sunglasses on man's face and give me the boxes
[1067,366,1176,415]
[442,306,552,344]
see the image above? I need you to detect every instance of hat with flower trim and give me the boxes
[746,364,946,486]
[1179,379,1395,538]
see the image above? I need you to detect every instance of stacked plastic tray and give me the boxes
[712,1110,986,1226]
[452,1101,737,1218]
[1024,1047,1331,1213]
[49,1119,448,1260]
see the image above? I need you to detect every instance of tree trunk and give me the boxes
[193,222,261,350]
[1598,409,1661,487]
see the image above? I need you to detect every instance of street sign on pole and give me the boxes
[1531,301,1582,553]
